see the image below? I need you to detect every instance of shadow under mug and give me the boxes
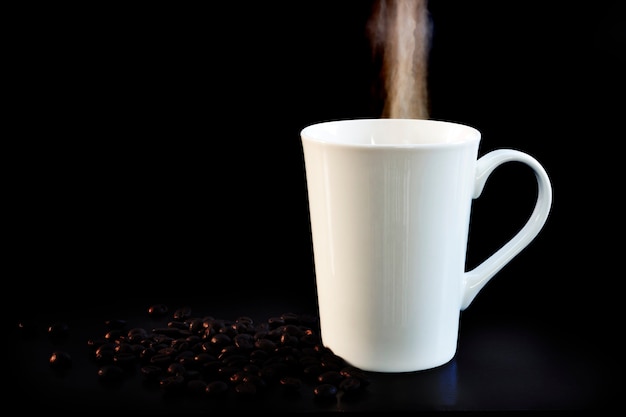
[300,118,552,372]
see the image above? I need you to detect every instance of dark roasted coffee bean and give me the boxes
[279,324,302,336]
[223,354,249,368]
[152,328,190,338]
[87,337,108,351]
[217,345,238,359]
[279,333,299,347]
[188,319,205,334]
[48,322,70,339]
[267,317,285,329]
[98,364,125,383]
[114,342,134,354]
[249,349,269,362]
[94,342,115,356]
[216,365,239,380]
[185,334,202,346]
[303,363,323,379]
[300,331,320,346]
[313,383,338,400]
[105,319,127,330]
[340,366,371,387]
[236,316,254,325]
[167,362,186,376]
[231,321,253,334]
[205,380,229,397]
[49,351,72,369]
[218,325,237,338]
[150,353,173,368]
[339,377,362,394]
[173,306,192,321]
[281,312,300,324]
[139,347,157,363]
[210,333,231,348]
[140,365,163,380]
[318,370,344,385]
[242,363,260,374]
[94,349,115,365]
[17,320,39,339]
[320,353,345,371]
[254,338,276,353]
[234,382,256,398]
[193,353,215,366]
[113,351,137,368]
[157,346,177,356]
[104,329,123,341]
[147,304,169,317]
[253,330,269,340]
[187,379,208,395]
[127,327,149,343]
[279,376,302,392]
[167,321,188,330]
[160,375,185,392]
[201,360,223,377]
[170,338,190,351]
[233,333,254,350]
[243,374,267,391]
[229,370,249,384]
[183,369,202,381]
[299,355,320,367]
[175,350,195,366]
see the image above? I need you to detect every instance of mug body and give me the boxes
[301,118,480,372]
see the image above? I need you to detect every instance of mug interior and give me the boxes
[301,118,480,147]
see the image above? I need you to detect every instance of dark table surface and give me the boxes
[9,286,619,414]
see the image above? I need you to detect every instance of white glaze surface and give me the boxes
[301,118,552,372]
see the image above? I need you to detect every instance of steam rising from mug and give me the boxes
[368,0,431,119]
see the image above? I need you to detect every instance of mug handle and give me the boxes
[461,149,553,310]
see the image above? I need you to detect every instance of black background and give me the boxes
[6,0,624,413]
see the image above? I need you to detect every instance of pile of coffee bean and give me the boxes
[44,304,371,404]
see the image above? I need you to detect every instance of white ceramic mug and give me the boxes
[300,118,552,372]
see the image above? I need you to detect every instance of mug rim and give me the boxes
[300,118,481,148]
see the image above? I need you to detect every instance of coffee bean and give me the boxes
[49,351,72,369]
[243,374,267,391]
[113,351,138,368]
[267,317,285,328]
[254,338,276,352]
[167,362,186,376]
[234,382,257,398]
[281,312,300,324]
[160,375,185,392]
[205,380,229,397]
[186,379,207,395]
[147,304,169,317]
[339,377,362,394]
[140,365,163,380]
[105,319,127,330]
[313,383,338,400]
[97,364,125,383]
[173,306,193,321]
[340,366,371,387]
[17,320,39,339]
[150,353,173,368]
[279,376,302,392]
[31,306,372,407]
[48,322,70,339]
[318,370,344,385]
[210,333,232,349]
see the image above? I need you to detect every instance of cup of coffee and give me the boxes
[300,118,552,372]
